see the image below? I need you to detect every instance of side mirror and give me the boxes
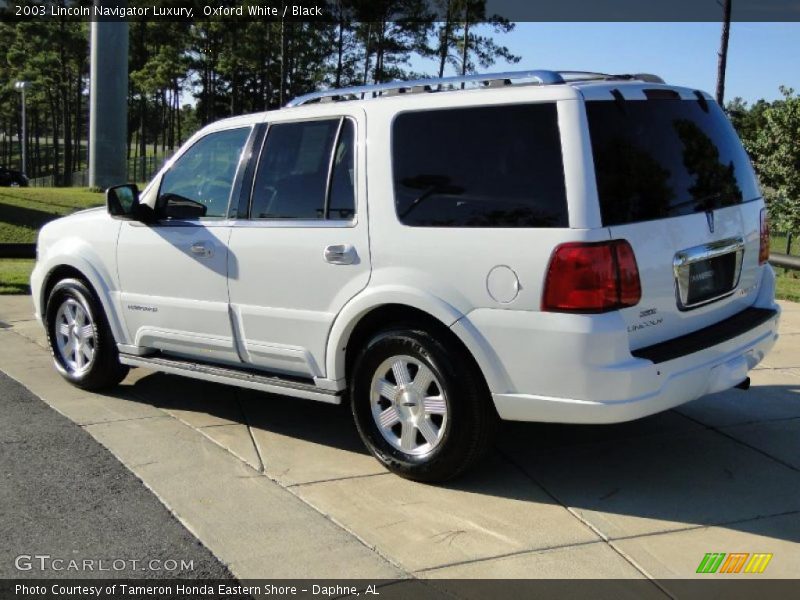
[106,184,141,219]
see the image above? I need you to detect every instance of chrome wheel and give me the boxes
[370,355,448,456]
[54,298,96,376]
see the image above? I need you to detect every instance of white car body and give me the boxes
[31,72,780,426]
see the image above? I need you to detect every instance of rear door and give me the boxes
[227,108,370,379]
[584,89,764,350]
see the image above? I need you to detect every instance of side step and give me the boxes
[119,354,341,404]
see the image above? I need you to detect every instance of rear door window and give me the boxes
[250,119,340,219]
[586,98,760,226]
[392,104,568,228]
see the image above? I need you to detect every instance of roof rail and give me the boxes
[286,69,565,107]
[285,69,665,107]
[559,71,665,84]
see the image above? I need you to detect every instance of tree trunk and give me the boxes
[438,0,453,78]
[461,15,471,79]
[362,23,372,85]
[74,69,82,172]
[716,0,732,105]
[279,5,287,106]
[34,110,41,178]
[60,19,73,183]
[335,12,344,88]
[48,93,60,184]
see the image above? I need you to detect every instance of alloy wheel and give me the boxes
[54,297,96,376]
[369,355,449,456]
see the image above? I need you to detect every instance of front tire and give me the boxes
[350,328,497,482]
[45,278,129,391]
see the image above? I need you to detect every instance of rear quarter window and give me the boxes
[391,103,568,228]
[586,98,761,226]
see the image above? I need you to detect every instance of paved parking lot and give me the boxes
[1,295,798,588]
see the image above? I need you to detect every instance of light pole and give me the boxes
[14,81,28,178]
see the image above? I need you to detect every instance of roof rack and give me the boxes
[285,69,665,107]
[559,71,665,84]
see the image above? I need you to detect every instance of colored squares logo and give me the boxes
[696,552,773,574]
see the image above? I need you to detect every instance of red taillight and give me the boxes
[542,240,641,312]
[759,208,770,265]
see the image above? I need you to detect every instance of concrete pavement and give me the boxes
[1,295,798,588]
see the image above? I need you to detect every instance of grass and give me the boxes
[0,187,105,244]
[771,232,798,256]
[0,187,104,295]
[0,259,34,295]
[774,267,800,303]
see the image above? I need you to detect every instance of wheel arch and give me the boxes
[39,256,128,346]
[325,288,511,395]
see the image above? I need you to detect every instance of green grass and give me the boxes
[774,267,800,303]
[0,187,105,244]
[0,259,34,295]
[0,187,105,294]
[771,232,798,256]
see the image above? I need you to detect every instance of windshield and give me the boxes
[586,98,761,226]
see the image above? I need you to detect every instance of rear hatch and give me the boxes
[584,88,765,350]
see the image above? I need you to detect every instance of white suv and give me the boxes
[31,70,780,481]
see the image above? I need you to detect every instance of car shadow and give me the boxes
[107,372,800,545]
[0,201,65,231]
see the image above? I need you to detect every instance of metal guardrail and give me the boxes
[770,252,800,271]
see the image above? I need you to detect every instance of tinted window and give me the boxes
[159,127,250,218]
[586,99,760,226]
[251,119,340,219]
[328,119,356,220]
[392,104,567,228]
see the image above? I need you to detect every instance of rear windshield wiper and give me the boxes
[664,193,724,216]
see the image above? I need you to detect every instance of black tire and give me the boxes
[350,328,497,482]
[45,278,129,391]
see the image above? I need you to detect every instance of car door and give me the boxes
[227,109,370,379]
[117,125,253,364]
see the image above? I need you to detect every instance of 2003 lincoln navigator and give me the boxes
[31,70,780,481]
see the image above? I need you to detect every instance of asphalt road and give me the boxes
[0,370,233,580]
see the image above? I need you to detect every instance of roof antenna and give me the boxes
[694,90,709,112]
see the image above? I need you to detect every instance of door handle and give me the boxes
[324,244,356,265]
[190,241,213,258]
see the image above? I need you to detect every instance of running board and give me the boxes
[119,354,341,404]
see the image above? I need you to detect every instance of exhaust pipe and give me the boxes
[735,377,751,391]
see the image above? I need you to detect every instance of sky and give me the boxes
[410,22,800,104]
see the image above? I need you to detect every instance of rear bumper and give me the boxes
[490,305,779,424]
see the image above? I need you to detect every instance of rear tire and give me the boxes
[45,278,129,391]
[350,328,497,482]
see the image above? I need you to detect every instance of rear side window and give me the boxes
[250,118,355,220]
[586,98,760,226]
[392,104,568,227]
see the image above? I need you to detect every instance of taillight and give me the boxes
[759,208,770,265]
[542,240,641,312]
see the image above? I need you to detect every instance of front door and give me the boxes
[117,126,252,364]
[227,110,370,379]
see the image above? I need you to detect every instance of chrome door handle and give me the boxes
[190,242,213,258]
[324,244,356,265]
